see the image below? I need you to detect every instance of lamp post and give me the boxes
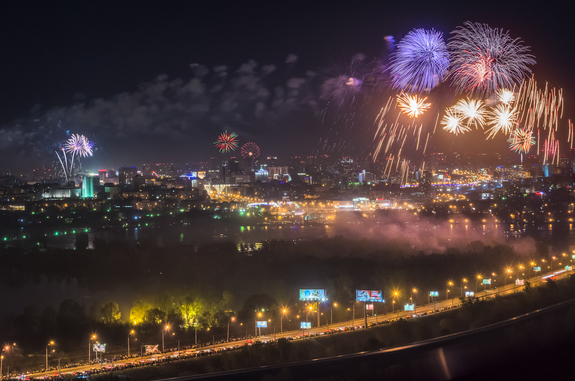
[227,317,235,342]
[551,256,557,271]
[281,309,287,333]
[45,341,54,370]
[256,312,262,336]
[476,274,482,293]
[128,330,135,356]
[162,325,170,352]
[412,288,417,314]
[461,279,467,297]
[447,281,453,303]
[331,303,337,328]
[505,268,511,288]
[89,335,96,364]
[1,355,3,380]
[306,305,312,326]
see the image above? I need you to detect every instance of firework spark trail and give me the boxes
[55,149,68,182]
[423,133,430,155]
[416,124,422,150]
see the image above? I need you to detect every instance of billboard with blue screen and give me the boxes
[404,304,414,311]
[429,291,439,297]
[356,290,384,302]
[93,343,106,353]
[256,321,267,328]
[300,322,311,329]
[483,279,491,285]
[299,289,326,301]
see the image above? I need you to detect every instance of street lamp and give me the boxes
[227,317,235,342]
[330,303,337,328]
[551,256,557,271]
[281,308,287,333]
[461,279,467,297]
[45,341,54,370]
[505,268,512,287]
[256,312,262,336]
[89,335,96,364]
[162,325,170,352]
[128,330,135,357]
[410,288,417,314]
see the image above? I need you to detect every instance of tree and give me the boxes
[100,302,121,325]
[179,295,202,329]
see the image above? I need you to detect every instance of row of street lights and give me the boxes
[36,256,574,372]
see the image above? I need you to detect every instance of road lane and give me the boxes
[26,269,570,379]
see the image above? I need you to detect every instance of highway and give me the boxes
[25,269,570,379]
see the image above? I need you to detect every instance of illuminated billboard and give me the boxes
[300,322,311,329]
[533,266,541,271]
[429,291,439,297]
[566,266,573,271]
[515,279,524,285]
[404,304,415,311]
[256,321,267,328]
[145,345,159,354]
[482,279,491,285]
[93,343,106,353]
[356,290,384,303]
[465,291,475,297]
[366,304,374,311]
[299,289,326,301]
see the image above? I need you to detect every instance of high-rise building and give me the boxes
[82,176,96,198]
[98,169,107,185]
[119,167,138,185]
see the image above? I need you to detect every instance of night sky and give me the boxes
[0,0,573,173]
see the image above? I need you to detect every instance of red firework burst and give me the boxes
[241,142,260,159]
[214,131,239,153]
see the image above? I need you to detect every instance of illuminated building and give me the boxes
[82,176,96,198]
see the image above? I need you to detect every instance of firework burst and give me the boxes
[241,142,260,159]
[441,108,470,135]
[389,28,449,93]
[397,93,431,118]
[508,128,535,154]
[214,131,239,153]
[448,21,536,96]
[486,104,518,138]
[497,88,515,104]
[453,98,487,128]
[55,133,94,182]
[65,134,93,157]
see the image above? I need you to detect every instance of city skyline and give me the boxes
[1,1,574,173]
